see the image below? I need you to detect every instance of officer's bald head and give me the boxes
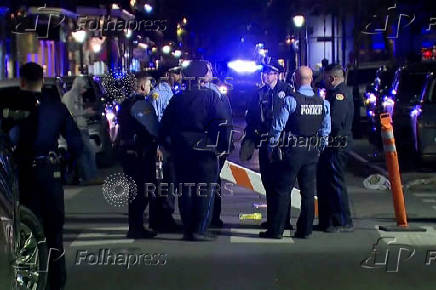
[294,66,313,89]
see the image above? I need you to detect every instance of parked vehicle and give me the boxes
[346,62,391,138]
[364,65,396,149]
[386,63,436,163]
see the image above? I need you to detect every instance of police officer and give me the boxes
[118,72,159,239]
[1,62,83,290]
[203,62,233,228]
[260,66,331,239]
[244,59,294,230]
[159,60,232,241]
[147,67,180,232]
[316,64,354,233]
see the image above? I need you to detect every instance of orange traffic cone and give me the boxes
[378,113,425,232]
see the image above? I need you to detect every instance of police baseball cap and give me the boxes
[182,60,209,78]
[262,59,284,73]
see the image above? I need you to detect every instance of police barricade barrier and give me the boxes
[220,160,319,217]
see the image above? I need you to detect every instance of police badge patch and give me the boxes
[336,94,344,101]
[278,91,286,99]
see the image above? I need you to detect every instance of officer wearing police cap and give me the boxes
[243,58,294,231]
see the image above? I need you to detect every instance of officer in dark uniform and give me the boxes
[204,62,233,228]
[1,62,83,290]
[316,64,354,233]
[118,72,159,239]
[259,66,330,239]
[159,60,231,241]
[243,59,294,230]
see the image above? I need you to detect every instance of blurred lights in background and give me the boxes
[72,30,87,43]
[228,60,261,73]
[173,50,182,58]
[144,4,153,13]
[162,45,171,54]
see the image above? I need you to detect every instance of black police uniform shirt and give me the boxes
[159,86,232,156]
[1,90,82,164]
[118,94,157,152]
[245,81,293,143]
[326,82,354,141]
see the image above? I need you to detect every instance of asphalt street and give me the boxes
[60,135,436,290]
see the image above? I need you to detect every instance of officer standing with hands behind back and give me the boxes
[259,66,330,239]
[316,64,354,233]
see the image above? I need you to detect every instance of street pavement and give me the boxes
[62,138,436,290]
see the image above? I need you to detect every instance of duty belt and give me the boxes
[33,151,61,165]
[32,151,62,178]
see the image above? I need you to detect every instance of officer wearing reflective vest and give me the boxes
[243,59,294,231]
[259,66,331,239]
[118,72,159,239]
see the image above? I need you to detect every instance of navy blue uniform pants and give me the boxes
[19,161,66,290]
[174,151,218,235]
[121,149,156,232]
[269,147,319,236]
[317,148,352,229]
[259,146,292,228]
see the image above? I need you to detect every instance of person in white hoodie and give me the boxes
[62,76,100,185]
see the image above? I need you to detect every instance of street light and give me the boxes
[72,30,87,74]
[293,15,305,28]
[293,15,307,66]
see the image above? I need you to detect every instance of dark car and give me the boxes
[0,84,48,289]
[387,63,436,163]
[364,65,396,150]
[346,63,390,138]
[407,72,436,162]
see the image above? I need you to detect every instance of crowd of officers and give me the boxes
[0,58,354,288]
[118,58,354,241]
